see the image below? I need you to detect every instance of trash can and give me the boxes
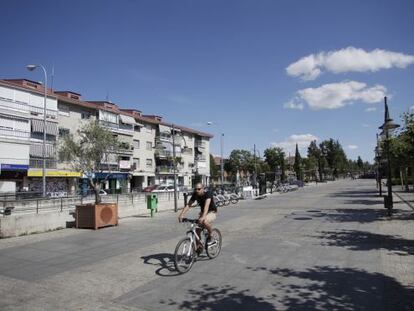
[146,194,158,217]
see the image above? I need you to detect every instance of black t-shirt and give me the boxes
[189,190,217,213]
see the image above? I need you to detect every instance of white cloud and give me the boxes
[286,47,414,80]
[286,81,387,110]
[365,107,377,112]
[362,124,370,128]
[283,99,304,110]
[410,106,414,112]
[271,134,319,154]
[348,145,358,150]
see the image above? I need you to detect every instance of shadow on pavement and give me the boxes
[160,284,276,311]
[246,266,414,311]
[324,208,411,223]
[329,189,379,198]
[314,230,414,256]
[141,253,180,277]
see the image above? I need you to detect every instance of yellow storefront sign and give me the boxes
[28,170,82,177]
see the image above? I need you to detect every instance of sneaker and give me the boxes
[196,244,203,256]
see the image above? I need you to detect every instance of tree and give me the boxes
[225,149,255,184]
[294,143,302,180]
[308,140,323,181]
[59,120,122,204]
[388,112,414,190]
[357,156,364,175]
[264,147,286,182]
[209,154,219,181]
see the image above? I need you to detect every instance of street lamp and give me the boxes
[156,124,188,212]
[375,134,382,196]
[26,64,48,197]
[252,145,261,189]
[378,96,400,215]
[206,122,224,188]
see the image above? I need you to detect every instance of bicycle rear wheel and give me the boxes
[174,237,195,273]
[206,228,222,259]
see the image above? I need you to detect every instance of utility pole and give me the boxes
[220,133,224,188]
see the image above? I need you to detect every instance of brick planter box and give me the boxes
[75,203,118,230]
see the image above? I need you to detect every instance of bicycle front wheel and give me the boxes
[174,237,195,274]
[206,228,222,259]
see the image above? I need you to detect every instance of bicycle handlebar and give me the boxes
[181,218,198,223]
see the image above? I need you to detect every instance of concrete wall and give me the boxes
[0,211,73,238]
[0,192,184,238]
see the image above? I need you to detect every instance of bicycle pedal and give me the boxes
[207,241,218,247]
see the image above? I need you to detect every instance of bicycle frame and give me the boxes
[185,223,204,256]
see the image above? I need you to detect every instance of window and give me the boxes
[133,140,140,149]
[81,111,91,119]
[146,159,153,168]
[58,104,70,116]
[146,141,152,151]
[134,125,141,132]
[145,124,152,133]
[58,128,70,137]
[133,158,140,169]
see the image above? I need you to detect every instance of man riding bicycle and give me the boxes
[178,183,217,253]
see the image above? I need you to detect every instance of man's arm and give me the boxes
[178,200,194,222]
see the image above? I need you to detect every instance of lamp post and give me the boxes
[378,96,400,215]
[156,124,187,212]
[206,122,224,188]
[220,133,224,188]
[171,124,178,213]
[375,134,382,196]
[26,64,47,197]
[252,145,261,190]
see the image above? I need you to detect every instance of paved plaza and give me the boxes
[0,179,413,310]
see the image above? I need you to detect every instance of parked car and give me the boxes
[152,185,178,193]
[99,190,107,195]
[142,185,158,192]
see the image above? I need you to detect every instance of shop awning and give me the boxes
[31,119,58,136]
[30,144,56,157]
[119,114,137,125]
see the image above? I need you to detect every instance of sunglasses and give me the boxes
[195,188,202,191]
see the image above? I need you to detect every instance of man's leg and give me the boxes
[202,212,216,240]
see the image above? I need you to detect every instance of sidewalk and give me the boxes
[393,189,414,210]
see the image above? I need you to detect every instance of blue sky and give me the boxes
[1,0,413,162]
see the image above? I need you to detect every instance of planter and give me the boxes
[75,203,118,230]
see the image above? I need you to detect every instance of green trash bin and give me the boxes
[146,194,158,217]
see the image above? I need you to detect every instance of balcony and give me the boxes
[195,141,206,148]
[155,149,173,158]
[29,159,57,169]
[156,165,184,174]
[0,128,30,140]
[0,97,29,114]
[98,120,134,136]
[195,155,207,162]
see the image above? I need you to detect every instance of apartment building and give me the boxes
[0,79,61,194]
[0,78,212,195]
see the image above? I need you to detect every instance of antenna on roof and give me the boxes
[105,90,111,103]
[50,64,55,90]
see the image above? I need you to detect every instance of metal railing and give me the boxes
[0,190,185,216]
[0,128,30,139]
[29,159,58,169]
[0,96,58,117]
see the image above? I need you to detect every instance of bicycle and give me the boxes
[174,218,222,274]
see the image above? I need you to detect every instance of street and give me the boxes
[0,179,413,310]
